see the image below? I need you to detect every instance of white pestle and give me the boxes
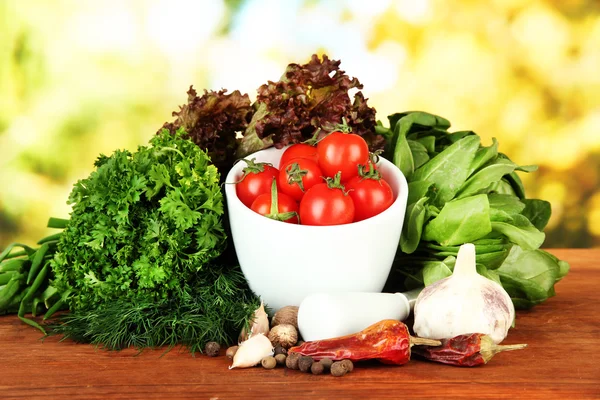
[297,288,422,342]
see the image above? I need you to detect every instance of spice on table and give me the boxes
[226,345,239,359]
[298,356,314,372]
[286,352,300,370]
[272,306,299,329]
[341,359,354,372]
[330,361,348,377]
[319,358,333,370]
[288,319,440,365]
[275,353,287,365]
[261,356,277,369]
[204,341,220,357]
[268,324,298,349]
[274,345,287,355]
[412,333,527,367]
[311,362,325,375]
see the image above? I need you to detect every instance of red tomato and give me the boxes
[299,182,355,226]
[251,190,299,224]
[317,132,369,181]
[345,176,394,222]
[236,160,279,208]
[280,144,318,167]
[278,158,323,202]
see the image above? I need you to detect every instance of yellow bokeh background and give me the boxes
[1,0,599,248]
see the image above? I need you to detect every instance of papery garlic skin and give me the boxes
[413,243,515,344]
[239,301,270,342]
[229,333,274,369]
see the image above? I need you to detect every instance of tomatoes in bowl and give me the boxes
[278,158,323,202]
[317,131,369,182]
[345,173,394,222]
[236,159,280,208]
[279,143,318,167]
[250,181,299,224]
[299,173,355,226]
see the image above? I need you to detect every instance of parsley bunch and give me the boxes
[52,128,227,311]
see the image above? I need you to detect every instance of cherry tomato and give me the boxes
[345,175,395,222]
[251,190,299,224]
[236,159,279,208]
[299,179,355,226]
[278,158,323,202]
[317,132,369,181]
[280,143,318,167]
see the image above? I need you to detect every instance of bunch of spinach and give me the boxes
[48,128,259,350]
[379,112,569,309]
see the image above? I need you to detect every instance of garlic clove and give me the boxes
[413,243,515,344]
[239,301,270,342]
[229,333,274,369]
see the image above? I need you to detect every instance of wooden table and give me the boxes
[1,249,598,399]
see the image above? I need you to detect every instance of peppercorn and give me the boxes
[286,352,300,370]
[311,362,325,375]
[275,353,287,365]
[298,356,313,372]
[274,345,287,356]
[319,357,333,370]
[204,341,220,357]
[225,345,238,359]
[330,361,347,377]
[261,356,277,369]
[341,359,354,372]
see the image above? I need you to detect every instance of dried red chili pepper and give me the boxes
[288,319,440,365]
[412,333,527,367]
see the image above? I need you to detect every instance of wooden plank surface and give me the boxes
[1,249,598,399]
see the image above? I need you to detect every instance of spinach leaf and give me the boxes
[407,181,434,205]
[489,178,518,196]
[388,111,450,133]
[423,194,492,246]
[408,140,430,169]
[412,135,481,206]
[497,246,559,294]
[504,171,526,200]
[521,199,552,231]
[422,256,456,286]
[476,263,502,285]
[456,158,517,199]
[467,138,499,177]
[416,136,436,153]
[392,121,415,179]
[491,214,545,250]
[488,193,526,214]
[400,197,429,254]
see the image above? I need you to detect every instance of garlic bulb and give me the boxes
[229,333,274,369]
[239,301,270,342]
[413,243,515,344]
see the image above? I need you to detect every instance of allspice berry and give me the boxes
[275,353,287,365]
[319,358,333,370]
[311,362,325,375]
[341,359,354,372]
[261,356,277,369]
[271,306,299,329]
[225,345,238,359]
[330,361,348,377]
[268,324,298,349]
[274,345,287,356]
[204,341,220,357]
[298,356,313,373]
[286,352,300,370]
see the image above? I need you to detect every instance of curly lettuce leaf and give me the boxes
[237,54,382,157]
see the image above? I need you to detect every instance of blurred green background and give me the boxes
[1,0,599,248]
